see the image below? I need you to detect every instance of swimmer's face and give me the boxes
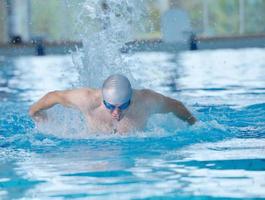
[103,100,130,121]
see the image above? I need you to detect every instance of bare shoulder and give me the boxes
[68,88,99,98]
[138,89,181,103]
[57,88,101,110]
[133,89,165,113]
[137,89,165,100]
[136,89,183,114]
[60,88,96,100]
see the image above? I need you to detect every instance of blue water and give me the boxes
[0,48,265,199]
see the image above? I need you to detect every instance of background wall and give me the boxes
[0,1,7,43]
[0,0,265,43]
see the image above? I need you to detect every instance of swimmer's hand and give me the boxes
[29,110,48,122]
[186,115,197,125]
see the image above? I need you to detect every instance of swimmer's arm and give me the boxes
[145,89,197,125]
[163,97,197,125]
[29,89,90,117]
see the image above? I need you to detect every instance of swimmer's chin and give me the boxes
[114,117,121,121]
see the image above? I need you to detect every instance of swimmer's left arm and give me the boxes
[144,89,196,125]
[162,97,197,125]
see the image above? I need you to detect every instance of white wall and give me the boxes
[0,0,7,43]
[8,0,31,42]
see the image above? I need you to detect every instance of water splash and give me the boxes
[70,0,145,88]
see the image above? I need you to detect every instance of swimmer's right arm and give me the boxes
[29,91,64,118]
[29,89,91,119]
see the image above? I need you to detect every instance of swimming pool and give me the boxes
[0,48,265,199]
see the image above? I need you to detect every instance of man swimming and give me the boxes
[29,74,196,133]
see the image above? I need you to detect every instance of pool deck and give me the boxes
[0,34,265,56]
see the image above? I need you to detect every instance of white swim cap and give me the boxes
[102,74,132,104]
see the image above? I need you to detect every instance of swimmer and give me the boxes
[29,74,196,133]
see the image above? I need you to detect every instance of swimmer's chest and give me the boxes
[86,108,147,132]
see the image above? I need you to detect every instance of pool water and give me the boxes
[0,48,265,199]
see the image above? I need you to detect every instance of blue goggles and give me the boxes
[103,100,131,111]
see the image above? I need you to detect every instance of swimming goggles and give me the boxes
[103,100,131,111]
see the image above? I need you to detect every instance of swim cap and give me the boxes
[102,74,132,105]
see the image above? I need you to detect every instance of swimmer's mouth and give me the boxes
[112,115,121,121]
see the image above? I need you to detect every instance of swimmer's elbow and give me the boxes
[48,91,71,107]
[46,91,61,103]
[41,91,67,107]
[29,91,61,115]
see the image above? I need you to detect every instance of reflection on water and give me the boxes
[0,56,78,103]
[2,48,265,106]
[131,48,265,106]
[1,138,265,199]
[15,147,129,199]
[0,48,265,199]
